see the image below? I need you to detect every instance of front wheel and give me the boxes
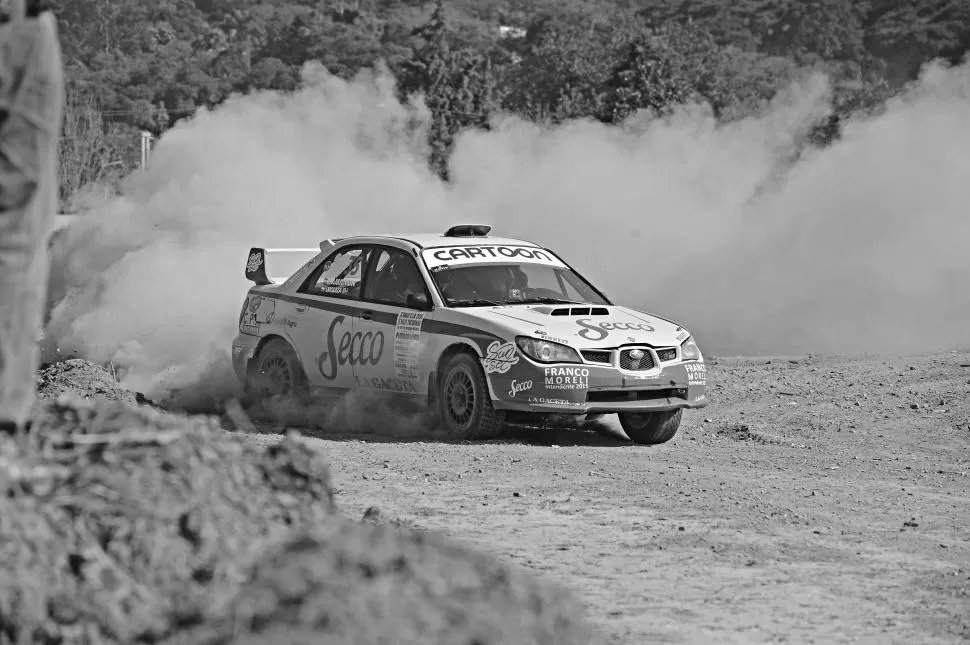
[437,352,505,440]
[618,409,682,445]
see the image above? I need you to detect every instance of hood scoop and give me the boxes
[549,306,610,316]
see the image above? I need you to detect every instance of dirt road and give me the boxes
[235,352,970,644]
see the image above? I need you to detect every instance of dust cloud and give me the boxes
[44,58,970,406]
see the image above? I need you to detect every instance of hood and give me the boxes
[463,304,690,349]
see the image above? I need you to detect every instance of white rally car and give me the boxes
[231,225,708,443]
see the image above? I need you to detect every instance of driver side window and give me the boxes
[364,248,429,307]
[302,246,370,299]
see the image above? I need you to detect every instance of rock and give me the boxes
[1,397,335,645]
[178,523,597,645]
[35,359,143,405]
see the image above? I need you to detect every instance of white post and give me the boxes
[140,131,154,170]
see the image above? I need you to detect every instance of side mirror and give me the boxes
[405,292,432,311]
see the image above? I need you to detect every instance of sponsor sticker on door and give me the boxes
[394,311,424,380]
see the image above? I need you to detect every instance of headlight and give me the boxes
[515,336,582,364]
[681,336,702,361]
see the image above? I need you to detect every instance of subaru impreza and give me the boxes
[231,225,708,443]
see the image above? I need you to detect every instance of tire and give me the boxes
[618,409,682,445]
[248,338,309,401]
[437,352,505,440]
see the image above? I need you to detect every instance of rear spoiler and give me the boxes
[245,247,321,285]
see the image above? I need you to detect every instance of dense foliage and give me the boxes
[57,0,970,197]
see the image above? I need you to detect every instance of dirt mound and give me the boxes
[35,359,144,405]
[172,523,598,645]
[0,396,335,644]
[0,397,598,645]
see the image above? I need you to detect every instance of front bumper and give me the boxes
[488,353,709,415]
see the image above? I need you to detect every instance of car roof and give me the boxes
[348,233,543,250]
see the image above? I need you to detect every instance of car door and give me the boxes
[352,245,435,398]
[288,244,373,393]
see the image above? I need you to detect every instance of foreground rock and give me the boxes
[173,522,596,645]
[0,396,597,645]
[0,396,334,644]
[35,359,144,405]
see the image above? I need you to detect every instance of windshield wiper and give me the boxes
[448,298,503,307]
[514,297,584,304]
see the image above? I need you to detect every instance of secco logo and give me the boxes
[317,315,385,379]
[508,379,533,398]
[544,366,589,390]
[576,318,655,341]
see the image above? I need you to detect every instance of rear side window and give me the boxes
[302,246,371,299]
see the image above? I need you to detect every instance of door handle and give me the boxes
[295,305,306,313]
[360,310,374,321]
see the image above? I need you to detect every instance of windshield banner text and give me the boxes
[423,245,567,269]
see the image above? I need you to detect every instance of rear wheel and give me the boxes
[248,338,309,401]
[437,352,505,440]
[618,409,682,445]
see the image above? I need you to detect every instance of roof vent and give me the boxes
[444,224,491,237]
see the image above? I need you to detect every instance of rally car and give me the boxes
[231,225,708,443]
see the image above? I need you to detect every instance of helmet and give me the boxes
[479,265,526,300]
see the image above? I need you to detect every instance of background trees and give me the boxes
[56,0,970,197]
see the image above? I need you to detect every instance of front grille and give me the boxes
[619,348,656,371]
[656,347,677,362]
[581,350,612,364]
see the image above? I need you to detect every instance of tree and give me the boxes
[602,39,694,123]
[807,78,899,146]
[635,0,779,51]
[499,17,616,122]
[396,1,496,179]
[760,0,868,72]
[863,0,970,84]
[58,91,128,210]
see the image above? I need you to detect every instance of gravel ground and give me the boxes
[232,351,970,645]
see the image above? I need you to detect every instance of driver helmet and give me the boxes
[481,265,524,301]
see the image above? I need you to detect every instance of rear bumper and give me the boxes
[231,333,261,384]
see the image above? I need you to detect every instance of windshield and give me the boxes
[421,244,610,307]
